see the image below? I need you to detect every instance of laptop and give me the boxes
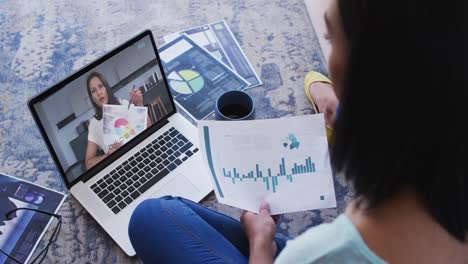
[28,30,213,256]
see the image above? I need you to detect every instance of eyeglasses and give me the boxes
[0,208,62,264]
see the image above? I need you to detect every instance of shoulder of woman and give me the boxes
[276,215,351,263]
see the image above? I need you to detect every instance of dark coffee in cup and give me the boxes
[215,91,255,121]
[219,104,252,119]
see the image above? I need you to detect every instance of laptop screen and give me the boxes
[30,33,175,185]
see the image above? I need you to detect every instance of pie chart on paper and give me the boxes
[168,69,205,95]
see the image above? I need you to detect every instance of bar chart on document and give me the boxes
[198,115,337,214]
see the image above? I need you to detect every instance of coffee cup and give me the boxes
[215,90,255,120]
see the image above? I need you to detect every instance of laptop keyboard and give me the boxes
[90,127,199,214]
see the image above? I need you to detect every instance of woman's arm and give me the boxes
[249,239,276,264]
[85,140,122,170]
[85,140,124,170]
[241,202,277,264]
[85,141,107,170]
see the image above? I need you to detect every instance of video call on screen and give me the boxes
[34,36,174,182]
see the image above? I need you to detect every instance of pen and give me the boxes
[128,85,135,109]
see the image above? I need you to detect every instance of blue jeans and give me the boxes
[128,196,288,264]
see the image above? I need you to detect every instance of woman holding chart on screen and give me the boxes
[127,0,468,263]
[84,72,148,170]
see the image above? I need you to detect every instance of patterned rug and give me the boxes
[0,0,351,262]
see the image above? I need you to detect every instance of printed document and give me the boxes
[162,20,262,88]
[198,114,337,214]
[159,34,250,121]
[102,104,148,145]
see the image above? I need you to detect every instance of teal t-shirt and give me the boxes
[275,214,386,264]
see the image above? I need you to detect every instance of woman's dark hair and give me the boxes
[86,72,120,120]
[332,0,467,241]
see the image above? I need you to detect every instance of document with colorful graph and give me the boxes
[158,34,250,121]
[198,114,336,215]
[102,104,148,145]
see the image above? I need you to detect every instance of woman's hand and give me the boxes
[129,89,144,106]
[108,142,122,155]
[241,202,278,263]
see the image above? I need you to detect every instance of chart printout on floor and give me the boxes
[161,20,262,88]
[158,34,250,121]
[0,173,65,264]
[198,114,337,214]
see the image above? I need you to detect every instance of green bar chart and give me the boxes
[221,157,316,193]
[203,126,320,195]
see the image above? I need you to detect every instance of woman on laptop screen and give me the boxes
[85,72,148,170]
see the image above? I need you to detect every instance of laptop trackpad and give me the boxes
[151,174,200,198]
